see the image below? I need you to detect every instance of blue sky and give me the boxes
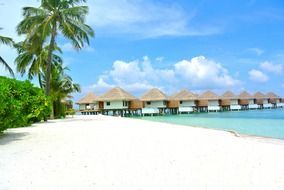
[1,0,284,100]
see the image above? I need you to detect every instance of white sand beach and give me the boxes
[0,115,284,190]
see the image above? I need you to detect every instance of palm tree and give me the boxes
[17,0,94,96]
[0,28,14,77]
[41,62,81,118]
[15,42,62,88]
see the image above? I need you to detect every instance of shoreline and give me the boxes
[4,114,284,144]
[1,115,284,189]
[132,109,284,142]
[130,115,284,145]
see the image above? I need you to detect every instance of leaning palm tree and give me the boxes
[0,28,15,77]
[17,0,94,96]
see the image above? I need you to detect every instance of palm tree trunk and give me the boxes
[46,23,57,119]
[46,24,56,96]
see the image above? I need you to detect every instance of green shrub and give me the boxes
[0,76,50,132]
[66,108,75,116]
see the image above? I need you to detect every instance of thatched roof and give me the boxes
[266,92,280,99]
[76,92,99,104]
[254,92,267,99]
[141,88,168,101]
[99,87,136,101]
[238,91,253,99]
[171,89,197,100]
[221,91,238,99]
[198,90,219,100]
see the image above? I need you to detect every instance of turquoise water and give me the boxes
[139,108,284,140]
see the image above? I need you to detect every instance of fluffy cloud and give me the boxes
[91,56,174,95]
[249,69,269,83]
[90,56,241,95]
[260,61,284,75]
[87,0,222,38]
[175,56,240,89]
[90,77,115,94]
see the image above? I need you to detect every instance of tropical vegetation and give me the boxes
[0,0,94,131]
[17,0,94,97]
[42,62,81,118]
[0,76,50,132]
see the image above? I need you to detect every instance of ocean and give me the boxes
[139,108,284,140]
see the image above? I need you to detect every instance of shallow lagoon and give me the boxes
[140,108,284,139]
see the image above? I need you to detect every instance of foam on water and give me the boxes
[140,108,284,139]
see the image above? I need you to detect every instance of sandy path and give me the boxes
[0,115,284,190]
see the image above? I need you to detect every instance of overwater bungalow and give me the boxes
[254,92,272,109]
[99,87,137,116]
[171,89,198,113]
[140,88,168,115]
[280,98,284,108]
[76,92,101,115]
[220,91,241,111]
[266,92,283,108]
[238,91,258,110]
[129,99,143,115]
[167,97,179,114]
[197,91,220,112]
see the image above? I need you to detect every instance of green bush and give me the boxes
[66,108,75,116]
[0,76,50,132]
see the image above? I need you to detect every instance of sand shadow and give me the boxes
[0,132,30,145]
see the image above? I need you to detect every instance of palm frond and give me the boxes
[0,56,15,77]
[0,35,14,46]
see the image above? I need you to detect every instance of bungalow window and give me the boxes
[106,102,110,106]
[180,101,183,104]
[163,101,166,105]
[147,101,151,105]
[123,101,128,106]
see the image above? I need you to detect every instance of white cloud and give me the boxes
[90,77,114,94]
[91,56,174,95]
[249,69,269,83]
[87,0,222,38]
[174,56,241,89]
[90,56,241,95]
[260,61,284,75]
[248,48,264,56]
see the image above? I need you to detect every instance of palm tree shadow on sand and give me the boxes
[0,132,30,145]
